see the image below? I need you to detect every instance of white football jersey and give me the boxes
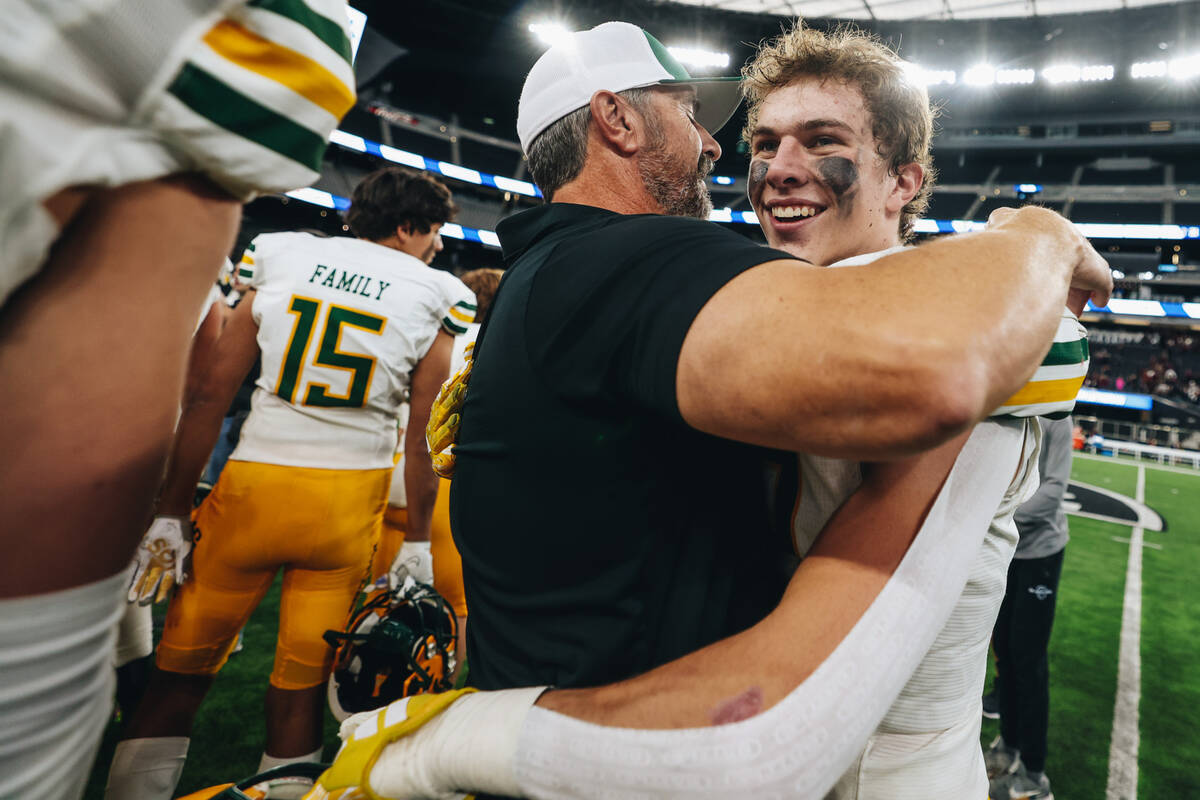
[797,247,1052,799]
[230,232,475,470]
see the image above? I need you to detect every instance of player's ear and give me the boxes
[589,90,641,155]
[395,221,414,242]
[889,162,924,212]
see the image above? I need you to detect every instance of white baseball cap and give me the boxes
[516,21,742,151]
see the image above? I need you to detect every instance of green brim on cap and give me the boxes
[659,77,743,136]
[643,29,743,135]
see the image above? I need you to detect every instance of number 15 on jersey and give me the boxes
[276,295,387,409]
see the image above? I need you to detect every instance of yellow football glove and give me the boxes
[303,689,477,800]
[128,516,193,605]
[426,343,474,479]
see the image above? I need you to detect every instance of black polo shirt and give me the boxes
[451,203,795,691]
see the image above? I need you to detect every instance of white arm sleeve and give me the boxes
[513,420,1026,799]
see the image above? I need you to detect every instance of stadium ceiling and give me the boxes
[659,0,1185,20]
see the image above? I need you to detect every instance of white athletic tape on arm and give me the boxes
[368,686,546,798]
[513,421,1025,799]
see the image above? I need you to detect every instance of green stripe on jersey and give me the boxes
[443,317,468,335]
[248,0,353,64]
[167,64,328,172]
[238,267,254,278]
[455,300,477,311]
[1041,338,1090,367]
[247,242,256,252]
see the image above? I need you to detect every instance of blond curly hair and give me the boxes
[742,21,937,241]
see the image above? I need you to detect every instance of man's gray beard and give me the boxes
[638,145,714,220]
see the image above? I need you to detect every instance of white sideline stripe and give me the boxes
[1106,463,1144,800]
[1074,451,1200,477]
[1109,536,1162,551]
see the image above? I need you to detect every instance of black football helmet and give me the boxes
[324,577,458,721]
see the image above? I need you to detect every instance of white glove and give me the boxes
[305,687,544,800]
[389,541,433,588]
[128,516,193,605]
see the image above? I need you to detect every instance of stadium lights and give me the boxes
[1081,64,1115,81]
[1131,60,1168,78]
[528,22,572,48]
[1169,54,1200,81]
[667,46,730,70]
[902,62,957,87]
[1015,184,1043,193]
[1043,65,1080,83]
[963,65,996,86]
[1044,64,1114,83]
[995,68,1035,85]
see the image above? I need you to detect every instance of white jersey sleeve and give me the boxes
[230,232,465,470]
[437,273,476,337]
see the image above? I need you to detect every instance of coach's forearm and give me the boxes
[678,209,1107,460]
[869,209,1085,418]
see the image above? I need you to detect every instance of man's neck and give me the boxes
[551,161,663,216]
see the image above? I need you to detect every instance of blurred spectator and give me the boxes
[1082,325,1200,403]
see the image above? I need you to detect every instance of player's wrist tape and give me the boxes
[319,686,546,799]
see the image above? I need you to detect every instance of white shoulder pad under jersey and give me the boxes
[231,232,475,470]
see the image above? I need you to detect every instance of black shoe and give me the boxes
[982,690,1000,720]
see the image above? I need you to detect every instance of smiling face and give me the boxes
[748,77,915,266]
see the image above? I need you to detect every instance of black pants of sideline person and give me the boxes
[993,548,1066,774]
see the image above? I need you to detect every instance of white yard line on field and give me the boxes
[1109,536,1162,551]
[1075,451,1199,477]
[1105,464,1145,800]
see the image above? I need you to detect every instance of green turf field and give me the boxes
[981,454,1200,800]
[84,453,1200,799]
